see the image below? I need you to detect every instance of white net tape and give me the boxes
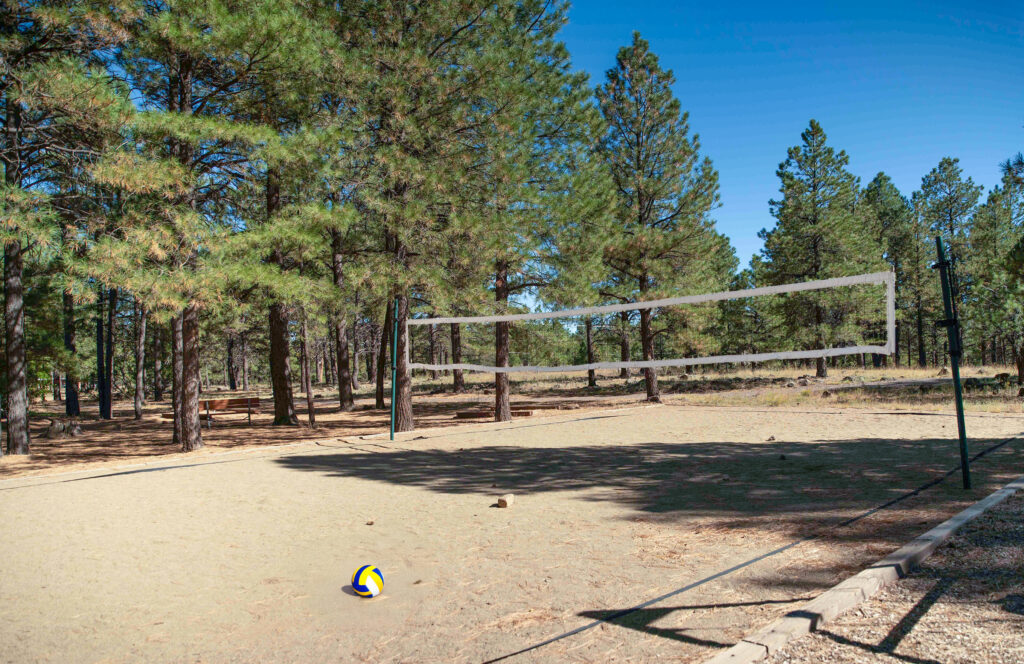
[407,271,896,374]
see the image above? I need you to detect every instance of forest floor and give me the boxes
[1,395,1023,662]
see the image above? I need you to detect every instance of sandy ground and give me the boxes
[1,404,1023,663]
[766,492,1024,664]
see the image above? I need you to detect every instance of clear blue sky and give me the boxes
[559,0,1023,267]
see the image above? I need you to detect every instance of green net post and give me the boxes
[933,237,970,489]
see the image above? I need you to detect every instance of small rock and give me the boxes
[797,378,809,387]
[937,366,949,376]
[767,435,776,442]
[822,390,832,398]
[786,381,796,388]
[365,520,374,526]
[497,494,514,508]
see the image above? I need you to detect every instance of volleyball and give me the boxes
[351,565,384,597]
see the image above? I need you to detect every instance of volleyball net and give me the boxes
[406,271,896,374]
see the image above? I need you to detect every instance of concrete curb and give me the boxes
[705,474,1024,664]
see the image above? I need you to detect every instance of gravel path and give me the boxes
[767,492,1024,664]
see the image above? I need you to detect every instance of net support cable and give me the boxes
[407,271,896,374]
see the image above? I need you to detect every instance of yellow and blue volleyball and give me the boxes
[351,565,384,597]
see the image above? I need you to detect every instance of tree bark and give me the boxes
[375,302,392,409]
[814,304,827,378]
[171,313,183,448]
[300,313,316,427]
[450,323,465,392]
[350,325,360,390]
[585,316,597,387]
[428,322,439,380]
[4,238,29,454]
[3,102,29,455]
[916,297,926,367]
[180,304,203,451]
[152,323,163,401]
[394,293,414,431]
[268,301,297,425]
[134,301,147,420]
[639,275,660,402]
[96,288,110,419]
[105,287,116,414]
[330,227,355,410]
[241,336,250,391]
[226,336,237,390]
[494,260,511,421]
[334,317,354,411]
[366,323,377,386]
[63,290,80,416]
[619,311,630,379]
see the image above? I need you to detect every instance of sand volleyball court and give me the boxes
[2,404,1023,663]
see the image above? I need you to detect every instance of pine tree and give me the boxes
[973,154,1024,379]
[597,33,733,400]
[1,1,132,454]
[758,120,884,377]
[863,173,913,365]
[919,157,982,316]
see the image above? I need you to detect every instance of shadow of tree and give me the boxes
[275,434,1024,547]
[577,597,812,649]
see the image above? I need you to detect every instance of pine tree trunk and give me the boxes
[327,334,336,384]
[316,339,325,385]
[893,321,901,367]
[1014,341,1024,386]
[375,302,392,409]
[350,326,360,390]
[241,336,250,391]
[268,301,297,425]
[63,290,80,416]
[171,313,184,448]
[585,316,597,387]
[639,275,660,402]
[105,287,116,415]
[134,302,147,420]
[366,324,377,386]
[428,323,439,380]
[152,323,164,401]
[619,311,630,379]
[226,336,237,390]
[335,319,354,411]
[814,304,827,378]
[394,293,414,431]
[3,105,29,455]
[180,304,203,451]
[494,261,511,421]
[2,244,28,447]
[96,289,110,419]
[450,323,465,392]
[300,313,316,427]
[329,229,354,410]
[916,298,926,367]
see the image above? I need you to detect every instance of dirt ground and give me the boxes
[2,404,1023,663]
[766,492,1024,664]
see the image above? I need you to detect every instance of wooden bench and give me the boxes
[160,396,261,427]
